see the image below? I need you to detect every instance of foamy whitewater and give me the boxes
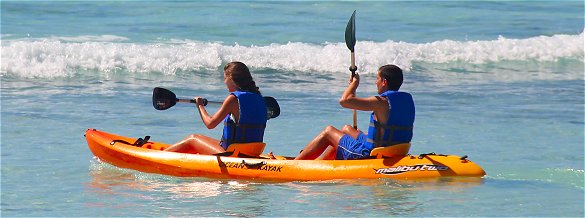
[2,32,583,79]
[1,1,583,217]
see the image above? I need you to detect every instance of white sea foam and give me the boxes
[48,35,130,42]
[1,32,583,79]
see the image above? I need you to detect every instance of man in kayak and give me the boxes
[164,61,268,154]
[295,64,415,160]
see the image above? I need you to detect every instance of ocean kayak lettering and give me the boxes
[219,161,283,172]
[374,164,449,175]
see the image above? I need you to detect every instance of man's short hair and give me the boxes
[379,64,403,91]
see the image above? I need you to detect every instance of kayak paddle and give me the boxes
[345,10,358,129]
[152,87,280,119]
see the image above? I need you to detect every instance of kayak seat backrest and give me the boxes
[370,143,411,158]
[226,142,266,157]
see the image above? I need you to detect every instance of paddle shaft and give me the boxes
[345,10,358,130]
[153,87,280,119]
[350,52,357,130]
[176,98,216,106]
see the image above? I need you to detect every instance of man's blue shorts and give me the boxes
[336,132,372,160]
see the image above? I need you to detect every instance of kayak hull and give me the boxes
[85,129,486,181]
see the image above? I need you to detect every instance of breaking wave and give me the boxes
[1,31,583,79]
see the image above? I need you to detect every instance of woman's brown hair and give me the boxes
[224,61,261,95]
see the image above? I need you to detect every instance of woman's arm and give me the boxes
[197,94,238,129]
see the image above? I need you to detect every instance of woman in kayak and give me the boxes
[164,61,267,154]
[295,64,415,160]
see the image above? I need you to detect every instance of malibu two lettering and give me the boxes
[374,164,449,175]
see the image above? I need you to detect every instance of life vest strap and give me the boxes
[369,122,413,130]
[222,123,266,145]
[368,122,413,147]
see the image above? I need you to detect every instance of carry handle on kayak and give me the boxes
[152,87,280,119]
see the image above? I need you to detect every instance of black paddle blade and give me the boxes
[263,96,280,119]
[345,10,356,52]
[152,87,178,110]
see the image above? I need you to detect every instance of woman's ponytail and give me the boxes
[224,62,261,95]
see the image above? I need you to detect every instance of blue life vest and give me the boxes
[220,91,267,150]
[365,90,415,149]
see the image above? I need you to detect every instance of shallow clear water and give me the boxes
[1,1,583,217]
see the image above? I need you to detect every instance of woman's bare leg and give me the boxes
[295,126,345,160]
[164,134,224,154]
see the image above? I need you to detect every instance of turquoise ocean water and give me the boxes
[1,1,584,217]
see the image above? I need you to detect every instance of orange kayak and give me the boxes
[85,129,486,181]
